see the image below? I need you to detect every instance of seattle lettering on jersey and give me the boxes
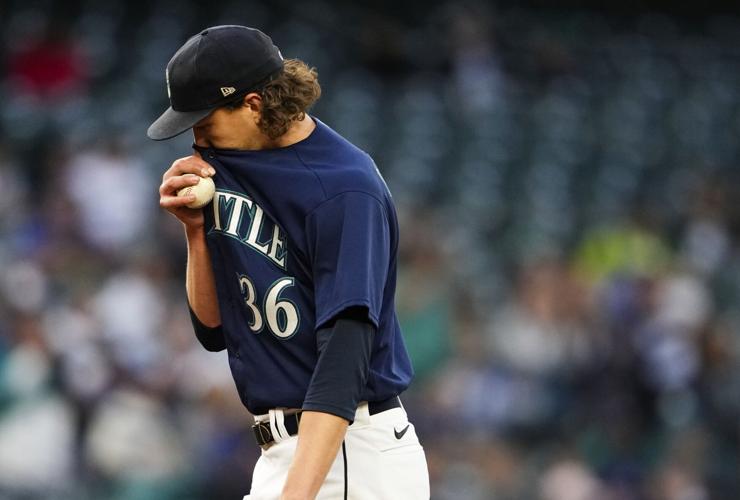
[210,190,287,269]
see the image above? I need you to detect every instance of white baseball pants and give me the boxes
[244,402,430,499]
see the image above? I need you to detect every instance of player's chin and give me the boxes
[193,127,214,146]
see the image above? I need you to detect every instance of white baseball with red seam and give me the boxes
[177,176,215,209]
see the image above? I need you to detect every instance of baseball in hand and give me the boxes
[177,176,215,209]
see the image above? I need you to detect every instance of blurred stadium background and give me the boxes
[1,0,739,499]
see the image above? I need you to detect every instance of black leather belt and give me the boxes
[367,395,402,415]
[252,396,401,448]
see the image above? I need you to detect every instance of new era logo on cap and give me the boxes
[221,86,236,97]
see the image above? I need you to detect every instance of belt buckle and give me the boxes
[252,410,302,449]
[252,421,273,448]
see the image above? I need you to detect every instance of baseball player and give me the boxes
[149,25,430,499]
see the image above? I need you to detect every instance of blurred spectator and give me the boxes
[447,3,504,113]
[63,138,155,253]
[678,176,731,278]
[84,388,189,499]
[486,257,596,378]
[651,463,708,500]
[540,458,605,500]
[0,144,29,239]
[91,258,169,383]
[574,212,672,286]
[0,315,75,497]
[7,23,87,100]
[396,209,453,383]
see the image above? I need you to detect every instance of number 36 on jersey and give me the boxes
[237,274,300,339]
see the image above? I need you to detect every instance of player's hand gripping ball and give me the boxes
[178,175,215,209]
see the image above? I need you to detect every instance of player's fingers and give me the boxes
[162,162,214,181]
[162,157,191,181]
[159,174,202,196]
[159,194,197,209]
[163,156,215,180]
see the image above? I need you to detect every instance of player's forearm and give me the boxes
[185,225,221,327]
[281,411,348,500]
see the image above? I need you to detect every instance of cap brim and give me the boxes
[147,106,214,141]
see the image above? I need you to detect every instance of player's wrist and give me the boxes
[184,222,206,238]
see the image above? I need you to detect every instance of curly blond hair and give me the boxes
[253,59,321,139]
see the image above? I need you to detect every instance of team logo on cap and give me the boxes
[221,86,236,97]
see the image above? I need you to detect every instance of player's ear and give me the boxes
[244,92,262,114]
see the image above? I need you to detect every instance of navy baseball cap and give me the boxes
[147,25,284,141]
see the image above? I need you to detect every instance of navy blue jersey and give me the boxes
[194,118,413,415]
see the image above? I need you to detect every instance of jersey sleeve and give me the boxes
[306,192,390,329]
